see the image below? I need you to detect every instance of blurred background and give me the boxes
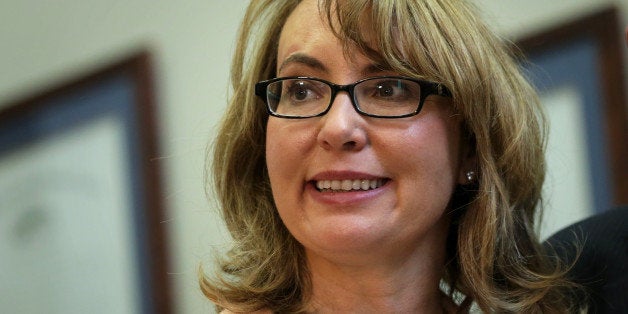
[0,0,626,313]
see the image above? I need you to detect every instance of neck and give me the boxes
[304,227,450,313]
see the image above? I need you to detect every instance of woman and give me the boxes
[202,0,576,312]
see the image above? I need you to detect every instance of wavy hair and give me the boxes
[201,0,576,312]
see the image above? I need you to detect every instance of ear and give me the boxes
[457,134,478,185]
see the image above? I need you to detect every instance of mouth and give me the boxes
[314,179,388,192]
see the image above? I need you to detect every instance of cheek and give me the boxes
[266,121,289,184]
[265,120,315,187]
[383,115,462,194]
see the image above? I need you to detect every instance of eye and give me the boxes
[284,80,321,103]
[372,80,414,100]
[376,82,395,97]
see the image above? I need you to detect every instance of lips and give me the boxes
[315,179,386,192]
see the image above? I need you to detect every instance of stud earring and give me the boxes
[466,171,476,183]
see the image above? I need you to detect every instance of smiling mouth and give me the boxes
[314,179,388,192]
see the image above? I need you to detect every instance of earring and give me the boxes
[465,171,476,183]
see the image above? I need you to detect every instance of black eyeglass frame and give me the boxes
[254,76,452,119]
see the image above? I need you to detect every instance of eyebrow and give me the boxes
[362,63,388,75]
[277,53,389,77]
[278,53,327,74]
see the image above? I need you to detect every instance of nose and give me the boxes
[316,92,367,151]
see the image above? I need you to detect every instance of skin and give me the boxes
[265,0,474,312]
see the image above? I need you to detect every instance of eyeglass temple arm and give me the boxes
[437,84,452,97]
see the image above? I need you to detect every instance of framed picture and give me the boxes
[516,7,627,237]
[0,52,172,313]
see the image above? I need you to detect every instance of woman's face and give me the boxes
[266,0,471,262]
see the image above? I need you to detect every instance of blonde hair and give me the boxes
[202,0,576,312]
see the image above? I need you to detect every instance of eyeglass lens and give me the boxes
[266,78,423,118]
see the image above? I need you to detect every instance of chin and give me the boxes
[292,211,450,263]
[293,215,401,256]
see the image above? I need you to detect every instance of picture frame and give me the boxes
[516,7,627,235]
[0,52,172,313]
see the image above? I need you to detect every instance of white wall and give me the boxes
[0,1,626,313]
[0,1,248,313]
[478,0,628,38]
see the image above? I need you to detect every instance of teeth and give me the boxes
[315,179,384,192]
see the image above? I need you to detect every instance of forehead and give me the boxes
[277,0,378,74]
[277,0,330,60]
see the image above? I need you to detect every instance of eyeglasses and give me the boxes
[255,76,451,119]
